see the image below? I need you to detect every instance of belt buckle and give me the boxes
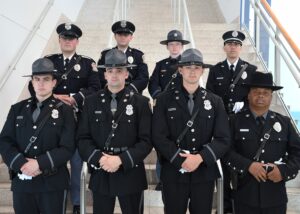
[112,123,118,129]
[264,133,270,140]
[29,136,37,143]
[61,75,67,80]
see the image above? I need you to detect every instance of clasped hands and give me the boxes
[248,162,283,183]
[99,153,122,173]
[20,158,42,177]
[179,153,203,173]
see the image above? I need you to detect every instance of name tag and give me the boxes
[94,111,102,114]
[240,129,249,132]
[216,77,224,80]
[16,116,23,119]
[168,108,176,111]
[160,69,167,73]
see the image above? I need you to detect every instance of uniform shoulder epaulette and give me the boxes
[44,53,60,59]
[80,55,94,60]
[131,48,144,55]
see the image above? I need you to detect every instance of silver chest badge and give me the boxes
[74,64,81,72]
[241,71,247,80]
[128,56,134,64]
[126,104,133,115]
[273,122,282,133]
[51,109,59,119]
[204,100,212,110]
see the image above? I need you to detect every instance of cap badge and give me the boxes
[232,31,238,37]
[51,109,59,119]
[126,104,133,115]
[174,33,178,37]
[65,23,72,30]
[128,56,134,64]
[204,100,212,110]
[241,71,247,80]
[273,122,282,133]
[121,20,127,28]
[74,64,81,72]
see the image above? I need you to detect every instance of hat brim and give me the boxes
[97,64,137,69]
[59,32,79,38]
[243,84,283,91]
[114,29,133,34]
[22,71,57,77]
[178,61,211,68]
[160,40,190,45]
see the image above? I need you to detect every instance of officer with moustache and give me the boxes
[148,30,190,99]
[0,58,75,214]
[206,30,257,114]
[77,49,152,214]
[97,20,149,93]
[152,49,231,214]
[224,72,300,214]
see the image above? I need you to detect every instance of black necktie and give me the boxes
[64,58,70,71]
[230,64,234,76]
[32,102,42,123]
[188,94,194,115]
[256,116,265,135]
[111,94,117,115]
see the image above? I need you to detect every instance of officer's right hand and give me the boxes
[248,162,267,182]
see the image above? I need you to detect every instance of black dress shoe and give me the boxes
[73,205,80,214]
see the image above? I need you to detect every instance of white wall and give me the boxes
[0,0,84,129]
[216,0,240,23]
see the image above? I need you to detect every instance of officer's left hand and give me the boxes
[20,158,41,177]
[179,153,203,172]
[266,164,283,183]
[100,153,122,173]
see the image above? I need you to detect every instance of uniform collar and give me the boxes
[226,58,239,70]
[63,53,75,61]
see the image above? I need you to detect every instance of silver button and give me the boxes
[262,149,265,153]
[192,147,196,150]
[77,76,80,79]
[63,86,67,89]
[242,137,245,140]
[128,120,131,123]
[53,122,56,125]
[16,124,19,127]
[171,82,174,85]
[261,160,265,163]
[170,117,174,119]
[260,138,263,142]
[191,129,195,132]
[229,99,233,101]
[33,125,37,129]
[96,119,99,122]
[112,134,115,137]
[192,138,196,142]
[34,146,37,149]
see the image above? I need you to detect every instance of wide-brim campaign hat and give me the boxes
[97,49,137,69]
[111,20,135,34]
[56,23,82,38]
[160,30,190,45]
[23,58,57,77]
[243,72,283,91]
[222,30,245,45]
[178,48,210,68]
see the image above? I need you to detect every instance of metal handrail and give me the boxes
[108,0,130,48]
[172,0,195,48]
[80,162,88,214]
[249,0,300,87]
[0,0,55,90]
[216,160,224,214]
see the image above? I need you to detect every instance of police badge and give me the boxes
[126,104,133,115]
[51,109,59,119]
[65,23,72,30]
[121,20,127,28]
[241,71,247,80]
[74,64,81,72]
[232,31,238,37]
[273,122,282,133]
[204,100,212,110]
[128,56,134,64]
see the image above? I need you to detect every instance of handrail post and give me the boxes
[80,162,88,214]
[254,0,260,52]
[216,160,224,214]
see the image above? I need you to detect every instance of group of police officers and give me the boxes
[0,19,299,214]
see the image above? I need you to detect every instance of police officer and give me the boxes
[97,20,149,93]
[224,72,300,214]
[152,48,231,214]
[206,30,257,213]
[0,58,75,214]
[206,30,257,114]
[148,29,190,191]
[148,30,190,99]
[77,49,152,214]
